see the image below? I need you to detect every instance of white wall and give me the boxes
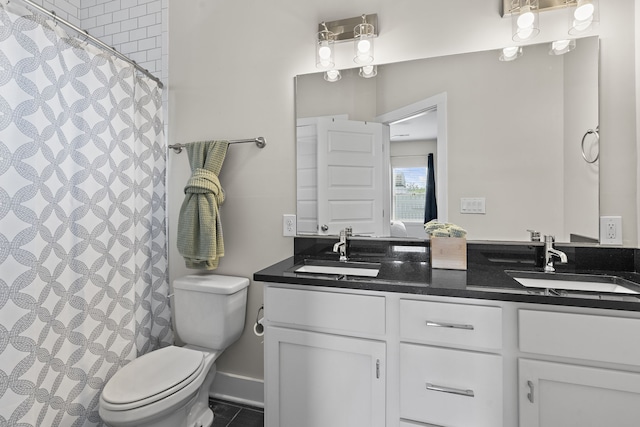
[168,0,638,386]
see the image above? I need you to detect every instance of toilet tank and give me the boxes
[173,274,250,350]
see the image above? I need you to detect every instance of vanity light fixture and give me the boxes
[316,14,378,66]
[549,38,576,55]
[503,0,599,35]
[568,0,599,35]
[499,46,523,61]
[324,69,342,82]
[316,22,336,69]
[511,0,540,42]
[359,65,377,78]
[353,15,375,64]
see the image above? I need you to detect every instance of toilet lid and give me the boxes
[102,346,204,406]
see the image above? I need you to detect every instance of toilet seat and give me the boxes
[101,346,205,412]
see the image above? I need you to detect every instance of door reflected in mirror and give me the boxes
[296,36,599,243]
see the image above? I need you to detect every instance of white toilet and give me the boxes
[99,274,250,427]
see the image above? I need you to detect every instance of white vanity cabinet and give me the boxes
[518,309,640,427]
[263,282,640,427]
[263,284,505,427]
[263,286,387,427]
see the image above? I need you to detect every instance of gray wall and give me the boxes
[168,0,637,384]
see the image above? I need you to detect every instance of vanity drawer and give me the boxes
[400,343,503,427]
[519,309,640,366]
[400,299,502,350]
[264,286,385,335]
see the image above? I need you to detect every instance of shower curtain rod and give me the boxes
[12,0,164,88]
[168,137,267,154]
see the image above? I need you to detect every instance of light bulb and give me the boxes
[574,1,594,21]
[359,65,377,78]
[318,46,331,59]
[552,40,571,51]
[572,15,593,32]
[325,69,341,82]
[503,47,519,58]
[357,39,371,54]
[518,26,534,40]
[517,6,535,28]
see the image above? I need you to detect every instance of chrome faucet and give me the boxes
[333,227,352,262]
[544,235,567,272]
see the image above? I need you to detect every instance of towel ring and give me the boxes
[581,126,599,164]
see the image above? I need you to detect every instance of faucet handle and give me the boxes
[344,226,352,237]
[527,229,540,242]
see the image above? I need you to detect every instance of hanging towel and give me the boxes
[424,153,438,223]
[177,140,230,269]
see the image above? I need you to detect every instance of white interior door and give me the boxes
[316,118,389,236]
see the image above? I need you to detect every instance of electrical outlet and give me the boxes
[283,214,296,237]
[600,216,622,245]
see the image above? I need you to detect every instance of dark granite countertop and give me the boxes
[253,237,640,312]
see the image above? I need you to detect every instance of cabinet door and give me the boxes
[519,359,640,427]
[265,326,386,427]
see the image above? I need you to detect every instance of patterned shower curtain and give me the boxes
[0,5,172,426]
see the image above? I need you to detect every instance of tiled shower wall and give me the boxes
[30,0,167,90]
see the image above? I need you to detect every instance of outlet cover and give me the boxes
[283,214,297,237]
[600,216,622,245]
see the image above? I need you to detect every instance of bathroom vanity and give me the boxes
[254,237,640,427]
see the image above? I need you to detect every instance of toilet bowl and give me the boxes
[99,274,250,427]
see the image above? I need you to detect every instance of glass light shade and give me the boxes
[324,69,341,82]
[511,0,539,42]
[353,22,375,64]
[316,29,335,69]
[499,46,523,62]
[549,39,576,55]
[359,65,377,78]
[568,0,599,35]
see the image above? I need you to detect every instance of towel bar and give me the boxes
[168,137,266,154]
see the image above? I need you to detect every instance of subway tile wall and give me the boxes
[30,0,167,87]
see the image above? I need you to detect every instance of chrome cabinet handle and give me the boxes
[426,382,475,397]
[425,320,474,330]
[320,224,329,232]
[527,380,535,403]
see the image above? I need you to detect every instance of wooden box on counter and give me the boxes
[430,237,467,270]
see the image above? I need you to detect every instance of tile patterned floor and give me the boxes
[209,398,264,427]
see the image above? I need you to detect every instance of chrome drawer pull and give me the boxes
[425,320,474,330]
[426,382,475,397]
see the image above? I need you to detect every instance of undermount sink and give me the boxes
[292,259,381,278]
[506,270,640,294]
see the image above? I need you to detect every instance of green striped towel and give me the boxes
[177,140,229,269]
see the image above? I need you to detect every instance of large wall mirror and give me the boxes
[295,36,599,243]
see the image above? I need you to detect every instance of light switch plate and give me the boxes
[460,197,486,214]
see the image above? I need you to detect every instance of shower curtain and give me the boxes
[0,5,172,426]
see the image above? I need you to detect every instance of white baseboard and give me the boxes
[210,371,265,408]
